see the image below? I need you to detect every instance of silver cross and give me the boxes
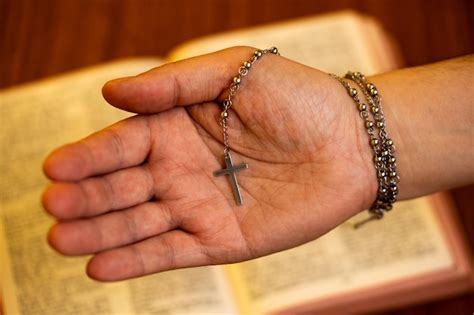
[213,153,248,206]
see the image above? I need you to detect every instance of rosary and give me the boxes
[213,47,280,206]
[212,46,398,227]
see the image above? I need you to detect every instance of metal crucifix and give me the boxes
[213,153,248,206]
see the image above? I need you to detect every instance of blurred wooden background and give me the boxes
[1,0,473,313]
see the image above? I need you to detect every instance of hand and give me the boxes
[43,47,377,281]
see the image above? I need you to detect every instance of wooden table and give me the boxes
[1,0,473,313]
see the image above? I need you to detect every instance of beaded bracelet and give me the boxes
[331,72,399,228]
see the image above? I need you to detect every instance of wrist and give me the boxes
[326,74,380,212]
[331,73,400,218]
[369,57,474,199]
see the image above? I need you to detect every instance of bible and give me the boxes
[1,11,472,315]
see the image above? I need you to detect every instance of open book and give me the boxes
[1,11,472,315]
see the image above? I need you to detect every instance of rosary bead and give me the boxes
[376,121,384,128]
[373,113,382,121]
[358,104,366,111]
[233,76,241,84]
[254,50,263,58]
[365,121,374,129]
[369,88,378,96]
[371,106,379,114]
[221,111,229,119]
[243,61,252,68]
[371,139,379,146]
[350,88,358,96]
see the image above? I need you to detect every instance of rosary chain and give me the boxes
[220,47,280,157]
[346,72,400,196]
[331,72,399,227]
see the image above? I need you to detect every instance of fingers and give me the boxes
[102,46,257,114]
[48,201,177,255]
[43,164,155,219]
[86,230,209,281]
[43,115,151,181]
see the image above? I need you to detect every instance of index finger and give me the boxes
[43,115,151,181]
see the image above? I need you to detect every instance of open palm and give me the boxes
[43,47,377,281]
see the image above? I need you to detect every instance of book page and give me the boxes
[167,11,394,75]
[0,59,237,315]
[227,198,453,314]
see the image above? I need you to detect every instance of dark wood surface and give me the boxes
[1,0,473,314]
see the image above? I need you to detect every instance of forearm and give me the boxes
[370,55,474,200]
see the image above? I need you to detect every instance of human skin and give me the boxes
[42,47,473,281]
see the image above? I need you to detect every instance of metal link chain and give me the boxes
[331,72,399,228]
[213,47,280,207]
[220,47,280,157]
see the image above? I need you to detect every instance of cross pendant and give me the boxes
[213,153,249,206]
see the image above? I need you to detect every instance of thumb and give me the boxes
[102,46,258,114]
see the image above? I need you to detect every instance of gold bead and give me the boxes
[371,106,379,113]
[358,104,366,111]
[233,76,241,84]
[221,111,229,119]
[254,50,263,58]
[376,121,384,128]
[366,121,374,129]
[350,88,358,96]
[371,139,379,146]
[244,61,251,68]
